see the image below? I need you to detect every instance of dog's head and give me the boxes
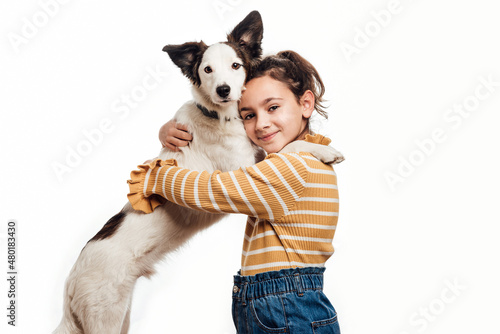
[163,11,263,107]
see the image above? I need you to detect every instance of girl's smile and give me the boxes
[259,131,278,141]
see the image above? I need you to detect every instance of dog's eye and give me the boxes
[232,63,242,70]
[204,66,212,74]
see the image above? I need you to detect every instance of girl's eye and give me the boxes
[232,63,242,70]
[204,66,212,73]
[242,113,254,120]
[269,105,279,112]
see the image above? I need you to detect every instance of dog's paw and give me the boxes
[280,140,345,165]
[303,144,344,165]
[320,146,345,165]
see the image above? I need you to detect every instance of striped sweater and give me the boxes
[128,134,339,276]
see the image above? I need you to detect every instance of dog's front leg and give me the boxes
[279,140,345,165]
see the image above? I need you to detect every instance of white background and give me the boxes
[1,0,499,333]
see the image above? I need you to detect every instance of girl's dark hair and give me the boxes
[249,50,327,119]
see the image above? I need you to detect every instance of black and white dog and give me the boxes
[54,11,343,333]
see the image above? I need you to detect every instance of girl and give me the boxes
[128,50,341,333]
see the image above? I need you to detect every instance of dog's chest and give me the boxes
[189,120,256,171]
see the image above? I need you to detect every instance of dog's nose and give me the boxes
[216,85,231,98]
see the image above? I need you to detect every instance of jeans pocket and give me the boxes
[249,295,288,333]
[312,315,340,334]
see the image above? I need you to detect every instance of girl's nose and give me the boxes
[255,113,271,131]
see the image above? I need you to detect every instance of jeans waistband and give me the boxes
[233,267,325,301]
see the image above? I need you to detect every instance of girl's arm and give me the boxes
[127,152,310,221]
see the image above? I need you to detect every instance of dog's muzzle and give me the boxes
[216,84,231,98]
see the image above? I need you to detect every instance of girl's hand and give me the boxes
[159,120,193,151]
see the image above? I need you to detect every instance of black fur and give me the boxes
[226,11,263,63]
[162,41,208,86]
[225,10,264,79]
[225,42,254,82]
[89,211,127,242]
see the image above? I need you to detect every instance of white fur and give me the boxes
[197,43,247,104]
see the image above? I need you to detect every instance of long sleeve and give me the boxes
[128,153,310,220]
[128,134,340,276]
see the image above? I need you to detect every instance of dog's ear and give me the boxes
[163,41,208,86]
[227,10,263,59]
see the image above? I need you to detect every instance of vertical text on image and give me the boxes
[6,220,18,326]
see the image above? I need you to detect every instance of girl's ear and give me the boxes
[300,90,315,119]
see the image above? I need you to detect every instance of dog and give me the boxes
[54,11,344,333]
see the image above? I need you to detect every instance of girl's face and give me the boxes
[239,75,314,154]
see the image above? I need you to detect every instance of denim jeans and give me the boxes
[232,267,340,333]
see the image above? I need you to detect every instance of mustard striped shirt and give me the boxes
[128,136,339,276]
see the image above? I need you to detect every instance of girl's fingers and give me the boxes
[175,122,189,131]
[170,136,189,148]
[162,141,179,152]
[174,123,193,141]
